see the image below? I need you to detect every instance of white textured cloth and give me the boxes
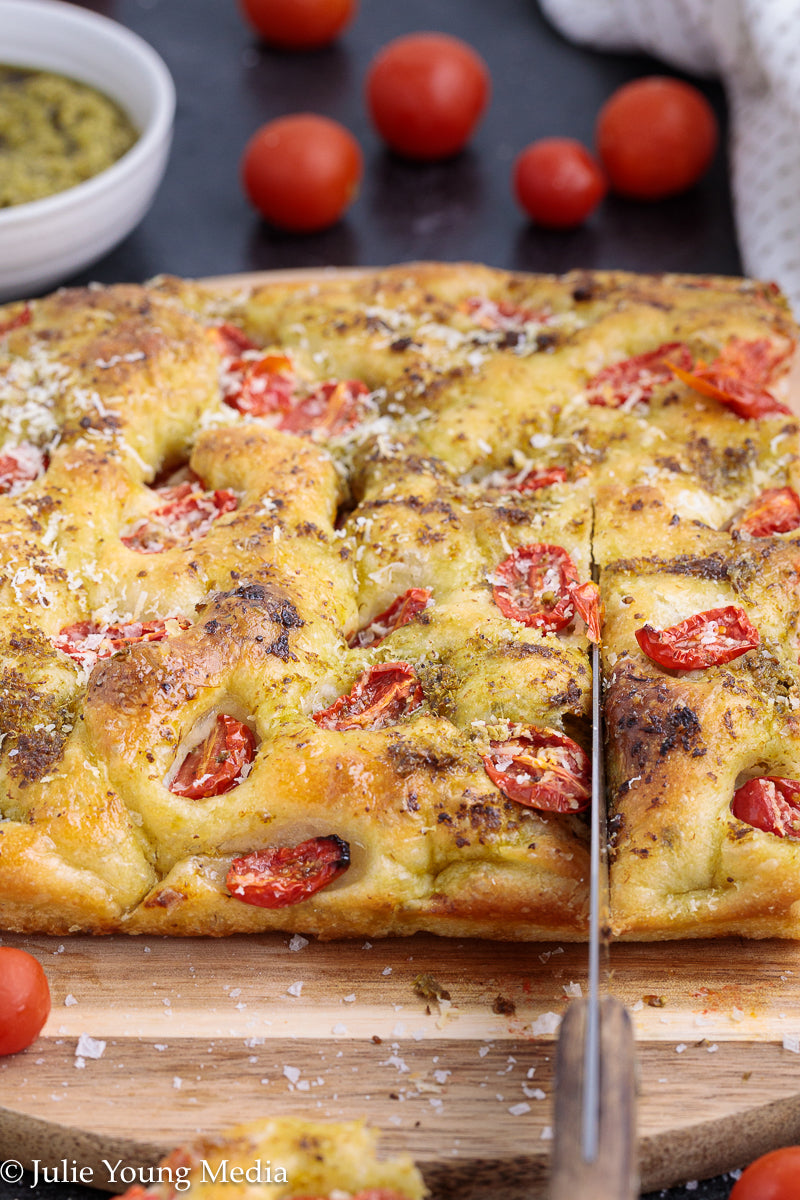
[539,0,800,312]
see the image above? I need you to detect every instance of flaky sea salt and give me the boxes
[75,1034,105,1059]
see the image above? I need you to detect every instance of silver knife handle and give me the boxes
[550,996,638,1200]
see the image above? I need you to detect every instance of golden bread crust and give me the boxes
[0,264,798,939]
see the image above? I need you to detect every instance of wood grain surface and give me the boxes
[2,933,800,1196]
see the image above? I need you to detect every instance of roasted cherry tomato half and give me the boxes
[349,587,432,648]
[513,138,606,229]
[366,32,490,160]
[226,834,350,908]
[502,466,568,492]
[462,296,547,331]
[170,715,256,799]
[121,480,238,553]
[0,947,51,1056]
[669,337,792,419]
[238,0,357,49]
[278,378,369,436]
[0,303,31,336]
[313,662,424,731]
[596,76,718,200]
[241,114,363,233]
[570,580,603,644]
[635,605,760,670]
[55,617,189,670]
[586,342,691,408]
[733,487,800,537]
[729,1145,800,1200]
[0,443,46,495]
[222,353,297,417]
[482,726,591,814]
[213,322,260,356]
[492,543,578,631]
[731,777,800,840]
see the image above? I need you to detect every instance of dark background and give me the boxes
[2,0,746,1196]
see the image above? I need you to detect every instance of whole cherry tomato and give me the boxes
[227,835,350,908]
[238,0,357,49]
[241,114,363,233]
[729,1146,800,1200]
[513,138,606,229]
[366,33,490,160]
[0,947,51,1056]
[596,76,718,200]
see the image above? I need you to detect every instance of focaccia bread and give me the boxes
[117,1117,425,1200]
[0,262,798,939]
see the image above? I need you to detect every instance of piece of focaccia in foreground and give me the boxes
[117,1118,425,1200]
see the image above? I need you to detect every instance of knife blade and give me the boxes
[549,640,638,1200]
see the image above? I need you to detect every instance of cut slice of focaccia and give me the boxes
[597,499,800,938]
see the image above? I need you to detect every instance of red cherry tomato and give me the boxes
[669,337,792,419]
[121,480,238,554]
[570,580,603,644]
[0,947,51,1056]
[213,322,260,356]
[241,114,363,233]
[462,297,547,331]
[238,0,357,49]
[170,715,256,799]
[223,353,297,416]
[226,834,350,908]
[635,606,760,670]
[482,726,591,814]
[366,33,490,160]
[278,378,369,436]
[313,662,424,731]
[513,138,606,230]
[0,442,46,495]
[56,617,190,671]
[729,1146,800,1200]
[734,487,800,537]
[586,342,691,408]
[596,76,718,200]
[0,303,31,337]
[349,587,432,648]
[496,466,568,492]
[732,777,800,840]
[492,544,579,631]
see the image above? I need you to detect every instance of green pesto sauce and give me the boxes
[0,65,138,207]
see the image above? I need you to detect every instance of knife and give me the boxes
[549,640,638,1199]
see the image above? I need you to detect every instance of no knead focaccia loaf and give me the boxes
[0,262,799,940]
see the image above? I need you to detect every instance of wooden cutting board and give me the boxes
[2,932,800,1197]
[3,270,800,1198]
